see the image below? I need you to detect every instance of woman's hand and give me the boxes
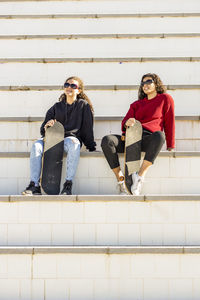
[167,148,174,151]
[44,119,56,130]
[125,118,135,127]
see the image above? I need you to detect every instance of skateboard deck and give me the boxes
[124,120,142,194]
[41,121,64,195]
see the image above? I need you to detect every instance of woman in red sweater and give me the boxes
[101,73,175,195]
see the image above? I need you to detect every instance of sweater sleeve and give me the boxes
[163,94,175,149]
[40,104,56,137]
[80,104,96,151]
[121,103,135,133]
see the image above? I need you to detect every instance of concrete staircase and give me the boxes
[0,0,200,299]
[1,195,200,299]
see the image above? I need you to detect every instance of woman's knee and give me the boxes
[153,131,165,145]
[64,137,80,152]
[31,139,44,156]
[101,135,114,150]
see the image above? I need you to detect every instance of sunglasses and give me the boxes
[64,82,79,89]
[141,79,154,86]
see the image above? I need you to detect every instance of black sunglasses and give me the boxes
[141,79,154,86]
[64,82,79,89]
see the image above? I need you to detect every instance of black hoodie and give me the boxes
[40,98,96,151]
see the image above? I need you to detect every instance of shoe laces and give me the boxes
[64,180,72,191]
[26,181,35,189]
[117,180,126,193]
[132,173,143,190]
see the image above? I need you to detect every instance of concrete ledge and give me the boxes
[0,33,200,39]
[1,13,200,19]
[0,151,199,158]
[0,57,200,63]
[0,246,200,254]
[1,194,200,202]
[0,152,30,157]
[144,194,200,201]
[174,151,200,157]
[0,195,9,201]
[77,195,144,201]
[10,195,76,202]
[184,247,200,254]
[0,247,33,254]
[175,116,200,120]
[0,84,199,91]
[34,246,184,254]
[0,116,199,122]
[0,117,43,122]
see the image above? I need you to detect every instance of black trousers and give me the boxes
[101,129,165,169]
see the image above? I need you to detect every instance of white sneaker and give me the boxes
[131,172,143,195]
[117,180,128,195]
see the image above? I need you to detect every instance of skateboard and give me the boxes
[124,120,142,194]
[41,121,64,195]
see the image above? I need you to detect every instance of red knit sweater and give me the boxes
[121,93,175,149]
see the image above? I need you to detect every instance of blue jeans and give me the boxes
[30,136,80,185]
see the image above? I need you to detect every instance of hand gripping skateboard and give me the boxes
[41,121,64,195]
[124,120,142,194]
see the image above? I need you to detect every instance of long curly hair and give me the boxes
[138,73,166,100]
[59,76,94,113]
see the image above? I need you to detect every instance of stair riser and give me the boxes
[0,156,199,194]
[0,90,199,117]
[0,252,200,300]
[0,38,200,58]
[0,201,200,246]
[0,62,200,86]
[0,138,200,152]
[0,0,199,15]
[0,119,199,151]
[1,17,200,35]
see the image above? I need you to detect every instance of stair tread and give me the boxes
[0,245,200,254]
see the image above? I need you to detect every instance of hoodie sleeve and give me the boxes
[40,104,56,137]
[80,103,96,151]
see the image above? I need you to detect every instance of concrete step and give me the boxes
[2,33,200,39]
[0,117,199,151]
[0,245,200,299]
[1,56,200,63]
[0,84,199,91]
[0,37,200,58]
[0,195,200,246]
[1,17,200,35]
[0,61,200,86]
[0,0,199,14]
[0,151,199,195]
[5,33,200,40]
[0,1,199,299]
[0,89,199,117]
[1,13,200,19]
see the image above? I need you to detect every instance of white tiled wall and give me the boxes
[1,38,200,58]
[0,155,199,194]
[0,119,199,151]
[1,62,200,86]
[0,90,199,117]
[0,252,200,299]
[2,17,200,35]
[0,200,199,246]
[0,0,199,15]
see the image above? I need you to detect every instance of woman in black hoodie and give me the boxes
[22,76,96,195]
